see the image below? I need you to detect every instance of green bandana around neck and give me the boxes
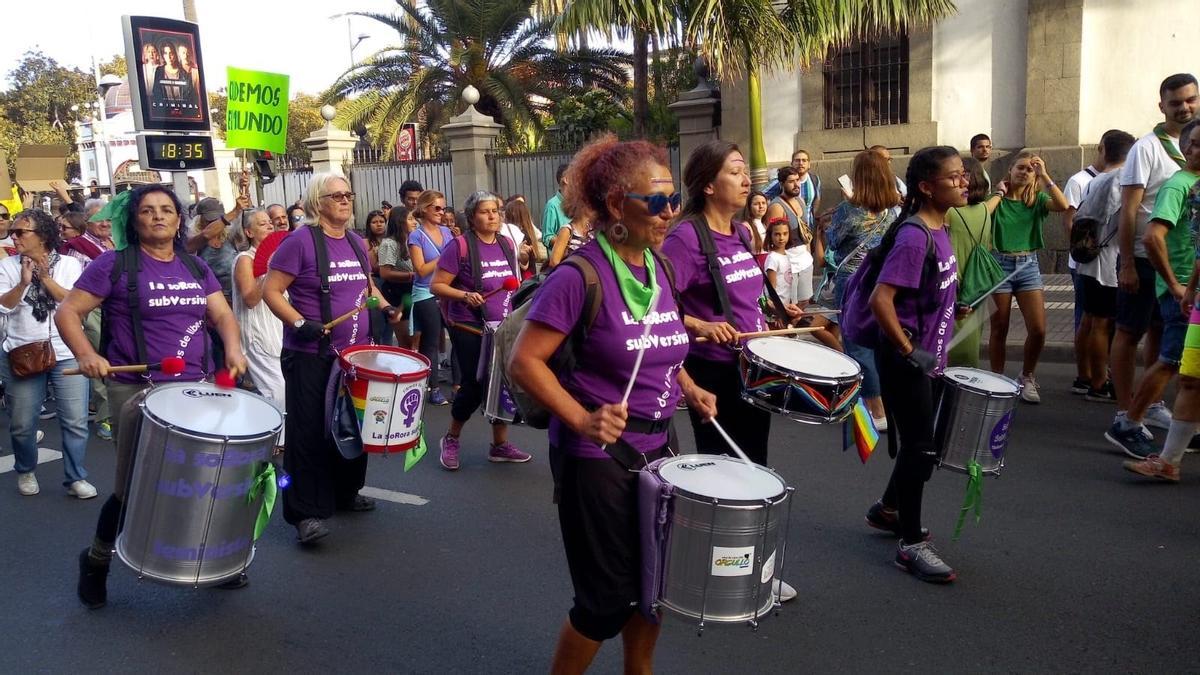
[596,230,658,321]
[1154,123,1187,169]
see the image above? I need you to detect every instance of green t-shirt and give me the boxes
[1150,169,1200,298]
[993,191,1050,253]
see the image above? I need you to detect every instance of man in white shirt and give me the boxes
[1106,73,1199,457]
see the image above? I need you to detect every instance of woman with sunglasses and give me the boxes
[0,210,90,498]
[59,212,87,243]
[509,135,717,673]
[0,207,17,256]
[263,173,401,546]
[662,140,802,466]
[285,204,305,230]
[839,146,968,583]
[408,190,454,406]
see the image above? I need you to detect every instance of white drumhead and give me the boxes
[746,337,860,378]
[143,383,283,438]
[944,367,1020,394]
[658,455,785,500]
[346,349,427,375]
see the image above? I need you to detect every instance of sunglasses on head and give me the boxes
[625,192,681,216]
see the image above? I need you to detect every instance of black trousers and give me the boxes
[876,348,939,544]
[448,328,487,424]
[281,349,367,524]
[685,355,772,465]
[411,298,442,390]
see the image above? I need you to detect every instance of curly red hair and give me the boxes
[563,133,670,229]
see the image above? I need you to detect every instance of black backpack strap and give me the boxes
[690,215,736,325]
[100,248,146,364]
[308,226,334,357]
[342,231,377,341]
[650,249,684,317]
[177,251,213,375]
[560,256,602,345]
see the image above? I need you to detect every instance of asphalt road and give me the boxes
[2,362,1196,673]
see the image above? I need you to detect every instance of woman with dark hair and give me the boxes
[364,209,391,345]
[503,198,546,278]
[285,204,305,230]
[378,206,417,346]
[59,211,87,242]
[61,184,247,608]
[742,189,769,256]
[662,139,802,468]
[431,191,530,470]
[840,146,969,583]
[408,190,453,405]
[1,210,88,498]
[946,157,999,367]
[509,134,717,673]
[825,150,903,428]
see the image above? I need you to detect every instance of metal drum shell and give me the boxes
[933,369,1021,476]
[116,385,282,587]
[738,339,862,424]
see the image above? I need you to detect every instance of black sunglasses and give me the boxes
[0,213,10,220]
[625,192,681,216]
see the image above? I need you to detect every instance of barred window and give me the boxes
[823,33,909,129]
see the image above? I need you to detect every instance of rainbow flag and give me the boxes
[842,398,880,463]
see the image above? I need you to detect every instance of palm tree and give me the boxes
[550,0,956,179]
[324,0,631,157]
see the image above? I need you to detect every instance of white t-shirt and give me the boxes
[500,222,525,248]
[1063,165,1099,269]
[749,219,767,252]
[0,254,83,359]
[764,251,795,304]
[1120,131,1183,258]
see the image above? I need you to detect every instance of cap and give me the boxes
[196,197,225,223]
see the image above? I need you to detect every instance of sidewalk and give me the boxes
[980,272,1076,365]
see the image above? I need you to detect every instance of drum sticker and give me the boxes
[989,410,1014,459]
[711,546,755,577]
[400,389,422,426]
[761,550,776,584]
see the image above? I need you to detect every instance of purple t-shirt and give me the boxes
[842,220,959,374]
[75,249,222,384]
[526,241,690,458]
[270,228,371,354]
[437,234,518,324]
[660,219,765,363]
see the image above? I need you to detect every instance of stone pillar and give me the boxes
[440,86,502,207]
[670,58,721,192]
[303,105,358,175]
[1024,0,1084,148]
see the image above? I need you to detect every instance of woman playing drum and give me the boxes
[661,140,802,466]
[840,146,969,583]
[431,190,530,470]
[509,135,717,674]
[262,173,401,545]
[60,184,248,608]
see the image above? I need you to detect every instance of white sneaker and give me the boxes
[872,415,888,432]
[35,430,44,444]
[773,579,797,603]
[68,480,97,499]
[1018,374,1041,404]
[1144,401,1173,430]
[17,472,39,496]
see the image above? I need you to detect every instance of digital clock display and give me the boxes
[138,135,216,170]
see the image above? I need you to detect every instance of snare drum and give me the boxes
[339,345,431,454]
[640,455,792,629]
[116,383,283,587]
[739,337,862,424]
[934,367,1021,476]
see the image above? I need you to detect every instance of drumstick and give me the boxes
[943,260,1030,352]
[323,296,381,330]
[708,417,757,469]
[600,284,663,454]
[694,326,822,343]
[480,277,519,300]
[63,356,186,377]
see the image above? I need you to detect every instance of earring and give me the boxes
[609,223,628,243]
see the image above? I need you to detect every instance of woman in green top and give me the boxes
[946,158,1000,368]
[985,152,1069,402]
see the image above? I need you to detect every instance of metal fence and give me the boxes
[346,159,454,226]
[261,169,313,209]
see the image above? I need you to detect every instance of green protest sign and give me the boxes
[225,67,290,154]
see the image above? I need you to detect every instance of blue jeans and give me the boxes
[0,356,90,484]
[844,338,881,400]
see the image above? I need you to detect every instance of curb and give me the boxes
[982,342,1075,365]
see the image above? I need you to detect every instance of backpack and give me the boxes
[1069,171,1122,265]
[840,218,939,345]
[445,230,518,325]
[495,250,678,429]
[100,246,212,371]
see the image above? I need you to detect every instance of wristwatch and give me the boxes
[293,319,305,329]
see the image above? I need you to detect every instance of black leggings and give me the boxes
[684,355,772,465]
[876,348,939,544]
[412,297,442,390]
[448,328,487,424]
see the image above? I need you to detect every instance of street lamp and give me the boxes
[348,21,370,68]
[89,71,123,195]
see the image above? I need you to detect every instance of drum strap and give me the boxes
[689,215,789,326]
[309,226,375,358]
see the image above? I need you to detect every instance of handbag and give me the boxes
[8,337,55,379]
[953,207,1005,307]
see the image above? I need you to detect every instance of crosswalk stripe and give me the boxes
[358,486,429,506]
[0,448,64,474]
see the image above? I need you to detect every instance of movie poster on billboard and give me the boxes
[122,16,211,132]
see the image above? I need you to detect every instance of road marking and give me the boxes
[0,448,63,474]
[359,486,429,506]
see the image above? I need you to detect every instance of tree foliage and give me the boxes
[209,91,327,163]
[0,51,97,180]
[323,0,632,158]
[99,54,127,78]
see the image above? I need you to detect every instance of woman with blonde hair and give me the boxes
[408,190,454,405]
[984,151,1068,402]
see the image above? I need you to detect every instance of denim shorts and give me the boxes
[1158,293,1188,367]
[991,252,1043,294]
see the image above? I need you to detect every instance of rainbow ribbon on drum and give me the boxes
[247,463,278,541]
[953,460,984,541]
[842,398,879,463]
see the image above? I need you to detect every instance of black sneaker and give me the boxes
[1085,381,1116,402]
[895,540,956,583]
[296,518,330,544]
[1070,377,1089,394]
[77,548,110,609]
[1104,423,1157,459]
[865,501,930,540]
